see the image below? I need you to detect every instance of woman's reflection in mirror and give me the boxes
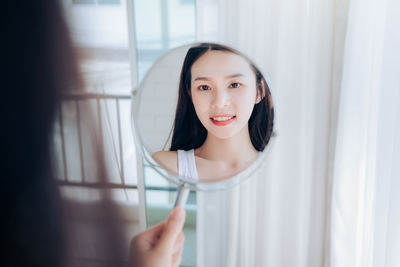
[154,43,274,182]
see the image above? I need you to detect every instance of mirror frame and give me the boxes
[130,42,276,191]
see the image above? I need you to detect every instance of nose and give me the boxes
[211,88,230,108]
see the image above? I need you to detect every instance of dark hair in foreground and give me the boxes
[4,1,123,267]
[170,43,274,152]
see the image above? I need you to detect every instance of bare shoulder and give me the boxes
[152,150,178,174]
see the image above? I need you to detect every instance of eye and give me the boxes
[198,85,211,91]
[229,82,241,88]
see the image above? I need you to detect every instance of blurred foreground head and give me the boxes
[3,1,123,266]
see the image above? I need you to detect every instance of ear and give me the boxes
[255,77,266,104]
[255,91,262,104]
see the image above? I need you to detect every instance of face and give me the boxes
[190,50,260,140]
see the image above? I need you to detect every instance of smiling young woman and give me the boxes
[153,43,274,182]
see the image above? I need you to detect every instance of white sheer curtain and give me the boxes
[196,0,399,266]
[330,0,400,266]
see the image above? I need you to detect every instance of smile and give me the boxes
[210,115,236,126]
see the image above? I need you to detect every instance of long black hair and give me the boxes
[170,43,274,152]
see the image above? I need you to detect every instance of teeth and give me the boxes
[212,116,234,121]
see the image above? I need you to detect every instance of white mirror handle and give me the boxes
[174,183,190,208]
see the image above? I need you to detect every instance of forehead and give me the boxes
[191,50,254,80]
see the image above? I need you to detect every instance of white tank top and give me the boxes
[177,149,199,183]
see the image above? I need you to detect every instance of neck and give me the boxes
[195,125,258,164]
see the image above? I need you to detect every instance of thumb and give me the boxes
[156,206,186,251]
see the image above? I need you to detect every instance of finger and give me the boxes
[156,206,186,251]
[131,221,165,249]
[172,244,183,267]
[141,221,165,237]
[173,232,185,252]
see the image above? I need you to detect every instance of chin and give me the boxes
[208,128,241,140]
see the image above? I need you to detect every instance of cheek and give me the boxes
[235,89,257,116]
[236,90,254,101]
[192,94,209,119]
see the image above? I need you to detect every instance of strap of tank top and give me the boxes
[177,149,199,183]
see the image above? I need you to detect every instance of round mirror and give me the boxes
[131,42,274,193]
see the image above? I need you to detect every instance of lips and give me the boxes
[210,114,236,126]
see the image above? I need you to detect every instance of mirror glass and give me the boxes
[131,42,274,191]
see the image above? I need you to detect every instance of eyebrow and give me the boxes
[193,73,245,82]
